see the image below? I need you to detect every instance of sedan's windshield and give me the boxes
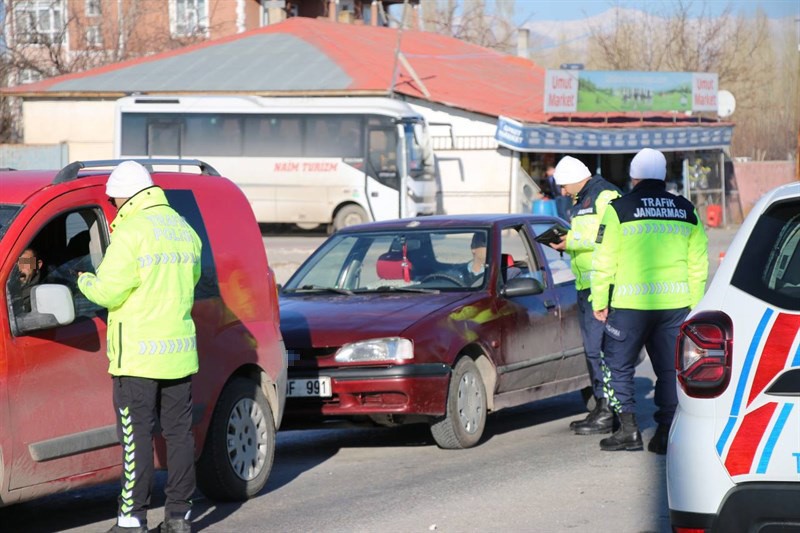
[0,204,22,241]
[283,229,490,293]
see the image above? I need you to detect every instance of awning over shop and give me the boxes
[495,116,733,153]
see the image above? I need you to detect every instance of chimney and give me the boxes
[264,0,286,25]
[370,1,379,26]
[517,28,529,59]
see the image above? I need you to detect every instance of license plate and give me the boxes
[287,377,332,398]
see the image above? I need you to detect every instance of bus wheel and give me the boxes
[295,223,321,231]
[333,205,367,231]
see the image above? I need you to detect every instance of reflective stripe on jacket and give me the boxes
[78,186,202,379]
[590,180,708,311]
[564,176,622,291]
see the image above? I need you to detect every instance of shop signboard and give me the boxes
[544,70,718,113]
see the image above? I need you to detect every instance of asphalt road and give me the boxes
[1,225,740,533]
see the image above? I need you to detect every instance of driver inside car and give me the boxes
[456,232,487,286]
[16,247,45,313]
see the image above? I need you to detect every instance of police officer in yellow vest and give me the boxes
[78,161,202,533]
[548,156,621,435]
[590,148,708,454]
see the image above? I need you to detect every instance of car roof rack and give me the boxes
[52,159,221,184]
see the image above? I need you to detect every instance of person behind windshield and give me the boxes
[18,247,44,313]
[457,232,487,286]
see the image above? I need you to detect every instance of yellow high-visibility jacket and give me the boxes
[78,187,202,379]
[564,176,621,291]
[591,180,708,311]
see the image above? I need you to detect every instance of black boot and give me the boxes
[159,518,192,533]
[600,412,643,451]
[569,396,600,431]
[648,423,671,455]
[572,398,613,435]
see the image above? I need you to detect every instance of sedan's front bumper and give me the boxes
[285,363,450,418]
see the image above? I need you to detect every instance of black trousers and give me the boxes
[601,307,689,426]
[112,375,195,526]
[577,289,608,399]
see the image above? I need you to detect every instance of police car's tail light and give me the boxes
[676,311,733,398]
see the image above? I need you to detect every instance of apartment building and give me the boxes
[2,0,411,83]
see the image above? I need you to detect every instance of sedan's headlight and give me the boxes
[334,337,413,363]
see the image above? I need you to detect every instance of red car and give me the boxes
[0,160,286,506]
[280,215,588,448]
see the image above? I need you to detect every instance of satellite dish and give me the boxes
[718,90,736,118]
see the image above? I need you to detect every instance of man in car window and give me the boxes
[590,148,708,455]
[17,247,44,313]
[458,232,487,286]
[77,161,202,533]
[548,156,621,436]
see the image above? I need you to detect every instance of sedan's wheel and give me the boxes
[430,358,487,449]
[197,377,275,501]
[333,205,368,231]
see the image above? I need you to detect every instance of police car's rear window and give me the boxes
[731,198,800,311]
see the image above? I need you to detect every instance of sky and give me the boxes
[514,0,800,22]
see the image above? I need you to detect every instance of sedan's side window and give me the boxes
[499,226,542,284]
[8,208,107,335]
[529,222,576,285]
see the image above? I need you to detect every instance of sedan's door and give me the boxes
[493,225,563,392]
[529,222,586,384]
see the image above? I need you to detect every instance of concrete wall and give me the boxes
[733,160,797,217]
[23,100,117,162]
[0,143,69,169]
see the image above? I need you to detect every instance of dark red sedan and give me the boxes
[279,214,588,448]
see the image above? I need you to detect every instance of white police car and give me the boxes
[668,181,800,532]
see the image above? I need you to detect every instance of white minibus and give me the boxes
[115,95,438,231]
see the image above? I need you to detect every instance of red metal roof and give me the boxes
[4,17,726,128]
[4,18,550,122]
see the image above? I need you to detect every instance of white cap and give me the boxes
[629,148,666,180]
[105,161,154,198]
[553,156,591,185]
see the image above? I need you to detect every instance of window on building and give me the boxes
[19,69,44,84]
[13,0,66,45]
[171,0,209,37]
[85,0,101,16]
[85,26,102,47]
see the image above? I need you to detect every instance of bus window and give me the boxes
[405,122,424,175]
[148,119,181,156]
[368,128,398,189]
[244,116,303,157]
[337,117,363,158]
[305,116,363,158]
[121,114,147,155]
[184,115,243,156]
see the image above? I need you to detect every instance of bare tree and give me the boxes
[586,0,796,160]
[0,0,222,142]
[414,0,518,53]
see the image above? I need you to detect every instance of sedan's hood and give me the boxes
[280,293,470,348]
